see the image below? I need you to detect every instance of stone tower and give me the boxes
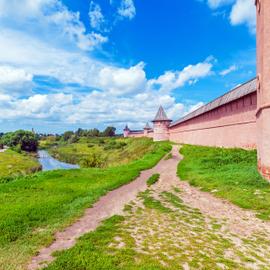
[144,122,152,136]
[256,0,270,180]
[123,125,130,138]
[152,106,172,142]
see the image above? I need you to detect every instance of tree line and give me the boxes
[0,126,117,152]
[61,127,116,142]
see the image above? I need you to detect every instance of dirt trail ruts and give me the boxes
[28,146,180,270]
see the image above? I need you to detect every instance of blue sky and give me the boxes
[0,0,256,133]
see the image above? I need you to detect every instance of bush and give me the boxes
[87,143,95,148]
[79,151,106,168]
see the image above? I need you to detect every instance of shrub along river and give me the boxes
[38,150,80,171]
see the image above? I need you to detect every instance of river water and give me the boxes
[38,150,80,171]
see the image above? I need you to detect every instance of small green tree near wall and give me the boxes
[0,130,38,152]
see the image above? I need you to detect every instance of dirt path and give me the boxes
[116,147,270,269]
[28,147,178,270]
[29,145,270,269]
[153,149,270,238]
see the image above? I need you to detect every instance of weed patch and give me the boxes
[147,174,160,187]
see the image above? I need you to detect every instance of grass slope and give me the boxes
[48,138,156,168]
[178,145,270,219]
[0,140,171,270]
[0,150,41,181]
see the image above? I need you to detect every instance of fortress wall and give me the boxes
[128,132,145,138]
[127,131,154,139]
[169,92,257,149]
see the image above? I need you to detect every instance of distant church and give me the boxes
[124,0,270,181]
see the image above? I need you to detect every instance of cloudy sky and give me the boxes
[0,0,256,133]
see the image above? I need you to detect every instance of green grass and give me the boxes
[0,150,41,181]
[146,174,160,187]
[47,138,157,168]
[0,140,171,270]
[178,144,270,220]
[140,190,172,213]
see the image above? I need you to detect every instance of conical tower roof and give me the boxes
[152,106,172,122]
[144,122,151,129]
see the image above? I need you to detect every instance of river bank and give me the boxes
[0,149,41,180]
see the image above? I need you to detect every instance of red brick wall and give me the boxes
[169,92,257,149]
[256,0,270,179]
[128,132,145,138]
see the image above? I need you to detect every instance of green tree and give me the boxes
[62,131,74,141]
[87,128,100,137]
[102,126,116,137]
[75,128,86,137]
[0,130,38,152]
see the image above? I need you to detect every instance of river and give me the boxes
[38,150,80,171]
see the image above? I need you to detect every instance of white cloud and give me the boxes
[207,0,235,9]
[0,93,73,120]
[0,94,11,102]
[0,0,107,51]
[202,0,256,33]
[98,62,147,95]
[148,57,214,93]
[230,0,256,33]
[219,64,237,76]
[89,1,105,31]
[0,66,33,85]
[0,29,108,93]
[0,89,199,130]
[65,90,186,127]
[118,0,136,20]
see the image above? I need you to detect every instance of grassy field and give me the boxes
[0,150,41,181]
[178,145,270,220]
[46,138,156,168]
[0,139,171,270]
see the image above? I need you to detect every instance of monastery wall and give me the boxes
[169,92,257,149]
[127,131,154,138]
[127,132,144,138]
